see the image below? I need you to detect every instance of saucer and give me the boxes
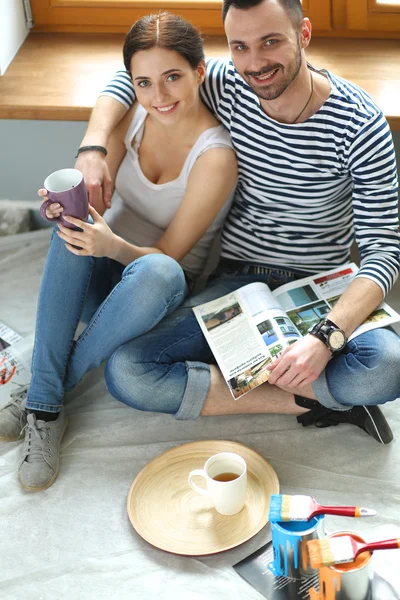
[127,439,279,556]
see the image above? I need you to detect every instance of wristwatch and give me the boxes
[308,318,347,354]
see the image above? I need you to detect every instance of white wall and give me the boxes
[0,120,87,200]
[0,0,29,75]
[0,120,399,202]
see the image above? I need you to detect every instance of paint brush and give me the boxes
[268,494,376,522]
[307,535,400,568]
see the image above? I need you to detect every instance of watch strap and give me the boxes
[309,318,347,353]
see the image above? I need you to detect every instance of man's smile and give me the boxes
[247,68,280,85]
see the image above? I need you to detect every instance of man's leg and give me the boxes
[105,276,398,444]
[201,366,311,416]
[105,272,311,418]
[295,327,399,443]
[200,326,398,444]
[203,327,399,442]
[313,327,400,408]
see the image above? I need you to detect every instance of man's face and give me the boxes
[225,0,304,101]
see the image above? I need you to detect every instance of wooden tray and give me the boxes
[127,440,279,556]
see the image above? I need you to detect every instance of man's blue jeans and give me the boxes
[105,265,400,418]
[25,229,188,412]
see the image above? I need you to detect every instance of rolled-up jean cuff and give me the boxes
[25,401,63,413]
[175,361,211,420]
[312,369,350,411]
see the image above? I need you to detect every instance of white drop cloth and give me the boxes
[0,230,399,599]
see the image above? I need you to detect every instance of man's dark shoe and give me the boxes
[295,396,393,445]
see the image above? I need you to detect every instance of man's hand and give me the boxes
[74,151,113,215]
[267,335,332,389]
[56,205,118,258]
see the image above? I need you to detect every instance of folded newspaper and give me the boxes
[0,322,32,405]
[193,263,400,400]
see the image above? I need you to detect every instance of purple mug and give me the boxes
[40,168,88,230]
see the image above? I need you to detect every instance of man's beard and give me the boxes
[244,43,302,101]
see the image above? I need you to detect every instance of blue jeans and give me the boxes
[105,264,400,418]
[25,229,188,412]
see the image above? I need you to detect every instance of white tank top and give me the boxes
[104,104,235,278]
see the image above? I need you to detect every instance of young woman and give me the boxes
[0,13,237,491]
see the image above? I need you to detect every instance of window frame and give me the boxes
[31,0,333,34]
[30,0,400,35]
[30,0,225,34]
[347,0,400,31]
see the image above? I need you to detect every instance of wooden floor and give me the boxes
[1,33,400,129]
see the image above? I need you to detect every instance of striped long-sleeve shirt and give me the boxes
[101,58,400,296]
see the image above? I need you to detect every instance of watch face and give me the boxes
[329,330,346,350]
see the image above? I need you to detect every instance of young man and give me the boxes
[4,0,400,449]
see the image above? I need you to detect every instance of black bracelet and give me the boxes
[75,145,108,158]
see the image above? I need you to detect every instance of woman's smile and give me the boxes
[153,102,180,115]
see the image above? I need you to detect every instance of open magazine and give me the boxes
[193,263,400,400]
[0,321,32,404]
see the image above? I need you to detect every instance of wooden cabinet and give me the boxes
[302,0,332,31]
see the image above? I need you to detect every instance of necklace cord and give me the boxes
[292,70,314,124]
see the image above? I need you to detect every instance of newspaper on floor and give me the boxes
[0,327,33,405]
[0,321,23,351]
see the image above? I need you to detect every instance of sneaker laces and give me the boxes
[21,414,52,466]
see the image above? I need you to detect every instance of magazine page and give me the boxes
[193,282,302,400]
[0,333,33,405]
[272,263,400,341]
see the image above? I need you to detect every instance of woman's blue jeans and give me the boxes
[25,229,187,412]
[105,268,400,419]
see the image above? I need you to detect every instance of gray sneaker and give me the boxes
[0,384,29,442]
[18,410,68,492]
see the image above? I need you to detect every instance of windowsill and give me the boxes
[0,33,400,130]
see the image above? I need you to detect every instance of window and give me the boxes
[30,0,400,35]
[373,0,400,9]
[30,1,225,34]
[347,0,400,32]
[30,0,333,34]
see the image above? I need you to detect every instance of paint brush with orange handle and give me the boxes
[307,536,400,568]
[268,494,376,522]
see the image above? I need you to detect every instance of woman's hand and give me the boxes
[56,205,118,258]
[38,188,63,220]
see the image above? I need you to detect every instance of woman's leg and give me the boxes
[19,230,115,491]
[25,228,101,413]
[64,253,187,390]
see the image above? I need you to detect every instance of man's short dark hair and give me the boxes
[222,0,304,26]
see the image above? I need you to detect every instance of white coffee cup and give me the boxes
[188,452,247,516]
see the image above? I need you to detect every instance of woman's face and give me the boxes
[130,47,205,124]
